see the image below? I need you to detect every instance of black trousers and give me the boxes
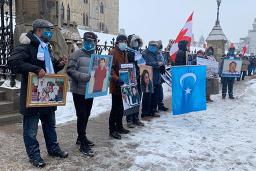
[142,92,152,116]
[222,77,235,97]
[73,93,93,142]
[109,93,124,132]
[151,84,161,112]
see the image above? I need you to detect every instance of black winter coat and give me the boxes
[8,31,64,115]
[175,40,188,66]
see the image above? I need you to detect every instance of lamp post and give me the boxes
[216,0,222,25]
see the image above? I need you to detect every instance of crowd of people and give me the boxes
[7,19,256,168]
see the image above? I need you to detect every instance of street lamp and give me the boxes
[216,0,222,25]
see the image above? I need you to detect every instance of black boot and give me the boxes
[229,95,235,99]
[109,131,121,140]
[76,137,95,147]
[134,120,145,126]
[29,157,46,168]
[48,149,68,158]
[80,143,94,157]
[158,106,169,111]
[118,127,130,134]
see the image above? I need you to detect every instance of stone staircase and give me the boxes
[0,87,21,125]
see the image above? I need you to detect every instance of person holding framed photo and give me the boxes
[8,19,68,168]
[67,32,98,157]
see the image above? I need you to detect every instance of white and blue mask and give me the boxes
[118,43,127,51]
[83,40,96,52]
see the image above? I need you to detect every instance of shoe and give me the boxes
[151,113,160,118]
[48,149,68,158]
[118,127,130,134]
[80,144,94,157]
[134,120,145,126]
[222,96,226,99]
[158,106,169,111]
[29,157,46,168]
[109,131,121,140]
[76,137,95,147]
[229,96,235,100]
[127,122,135,128]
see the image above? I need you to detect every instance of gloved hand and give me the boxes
[116,79,124,86]
[160,65,166,74]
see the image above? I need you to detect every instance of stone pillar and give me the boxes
[14,0,68,58]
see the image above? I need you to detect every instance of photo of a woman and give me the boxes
[141,69,153,93]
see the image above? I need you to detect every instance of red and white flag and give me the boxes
[170,12,194,62]
[242,44,248,56]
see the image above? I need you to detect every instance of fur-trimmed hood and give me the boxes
[129,35,143,48]
[19,31,40,46]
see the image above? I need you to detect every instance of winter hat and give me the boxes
[83,32,98,43]
[129,34,143,48]
[148,41,158,47]
[116,34,128,43]
[157,40,163,50]
[32,19,53,29]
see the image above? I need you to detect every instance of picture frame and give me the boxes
[221,59,242,78]
[85,54,113,99]
[26,72,68,107]
[139,65,154,93]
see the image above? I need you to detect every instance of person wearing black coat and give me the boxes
[8,19,68,168]
[175,40,189,66]
[125,34,145,128]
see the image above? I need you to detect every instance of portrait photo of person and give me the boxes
[228,61,237,73]
[141,69,153,93]
[131,86,140,105]
[93,58,107,93]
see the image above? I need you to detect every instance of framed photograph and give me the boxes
[139,65,154,93]
[26,72,68,107]
[85,54,113,99]
[120,64,137,85]
[221,59,242,78]
[121,85,140,116]
[196,57,219,78]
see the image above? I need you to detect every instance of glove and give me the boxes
[116,79,124,86]
[160,65,166,74]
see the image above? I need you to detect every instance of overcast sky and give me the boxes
[119,0,256,47]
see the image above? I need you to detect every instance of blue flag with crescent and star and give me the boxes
[171,65,206,115]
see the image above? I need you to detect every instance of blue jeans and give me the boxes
[23,110,60,160]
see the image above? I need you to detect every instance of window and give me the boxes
[83,13,85,25]
[61,2,65,21]
[67,4,70,22]
[100,2,104,14]
[86,14,89,26]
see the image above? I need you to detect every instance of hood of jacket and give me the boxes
[178,40,188,51]
[19,31,40,46]
[129,35,143,48]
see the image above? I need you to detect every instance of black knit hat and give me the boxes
[83,32,98,43]
[116,34,128,43]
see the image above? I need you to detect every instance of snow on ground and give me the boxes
[56,84,171,125]
[116,79,256,171]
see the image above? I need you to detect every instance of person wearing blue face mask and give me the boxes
[8,19,68,168]
[109,34,130,140]
[141,41,163,119]
[67,32,98,157]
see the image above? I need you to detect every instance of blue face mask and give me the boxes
[42,31,53,42]
[148,45,158,53]
[83,41,96,52]
[118,43,127,51]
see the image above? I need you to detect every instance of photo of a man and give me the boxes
[228,61,237,73]
[93,58,107,92]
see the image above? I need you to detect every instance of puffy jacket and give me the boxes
[109,46,128,95]
[8,31,64,115]
[175,40,188,66]
[142,49,162,85]
[67,50,91,95]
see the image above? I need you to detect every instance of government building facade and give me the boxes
[58,0,119,35]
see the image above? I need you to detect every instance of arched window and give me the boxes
[100,2,104,14]
[61,2,65,21]
[86,14,89,26]
[67,4,70,22]
[83,13,85,25]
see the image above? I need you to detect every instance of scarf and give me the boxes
[35,35,54,74]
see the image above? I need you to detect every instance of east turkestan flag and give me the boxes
[171,65,206,115]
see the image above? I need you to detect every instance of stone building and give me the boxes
[238,18,256,55]
[58,0,119,35]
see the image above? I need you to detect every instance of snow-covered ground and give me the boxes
[119,79,256,171]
